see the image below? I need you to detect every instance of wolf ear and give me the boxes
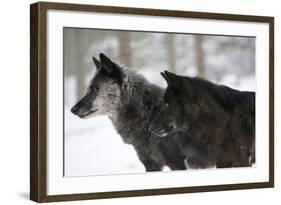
[99,53,123,82]
[92,57,101,71]
[160,72,172,86]
[99,53,116,74]
[161,70,180,87]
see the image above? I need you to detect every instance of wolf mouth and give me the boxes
[79,109,97,118]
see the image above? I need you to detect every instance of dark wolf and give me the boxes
[71,53,204,171]
[149,71,255,168]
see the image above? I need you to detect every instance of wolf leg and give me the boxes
[143,161,163,172]
[136,150,163,172]
[187,157,215,169]
[166,160,186,170]
[165,155,187,170]
[216,160,233,168]
[141,158,163,172]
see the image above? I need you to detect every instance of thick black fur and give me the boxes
[149,71,255,168]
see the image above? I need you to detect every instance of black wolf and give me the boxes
[71,53,193,171]
[149,71,255,168]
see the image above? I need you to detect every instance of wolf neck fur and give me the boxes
[109,69,162,144]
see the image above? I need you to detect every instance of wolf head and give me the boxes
[149,70,230,138]
[148,71,191,137]
[71,53,124,119]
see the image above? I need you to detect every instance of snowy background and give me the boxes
[63,28,255,177]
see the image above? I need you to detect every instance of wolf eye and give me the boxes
[168,123,176,130]
[165,103,169,107]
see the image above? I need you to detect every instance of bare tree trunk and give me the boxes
[165,35,176,72]
[117,32,132,67]
[194,35,205,78]
[75,29,87,100]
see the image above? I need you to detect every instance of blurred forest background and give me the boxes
[63,28,256,176]
[64,28,255,107]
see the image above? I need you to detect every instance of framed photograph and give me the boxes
[30,1,274,202]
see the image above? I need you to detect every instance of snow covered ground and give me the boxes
[64,111,146,177]
[64,70,255,177]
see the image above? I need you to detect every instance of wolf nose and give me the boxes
[71,106,79,115]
